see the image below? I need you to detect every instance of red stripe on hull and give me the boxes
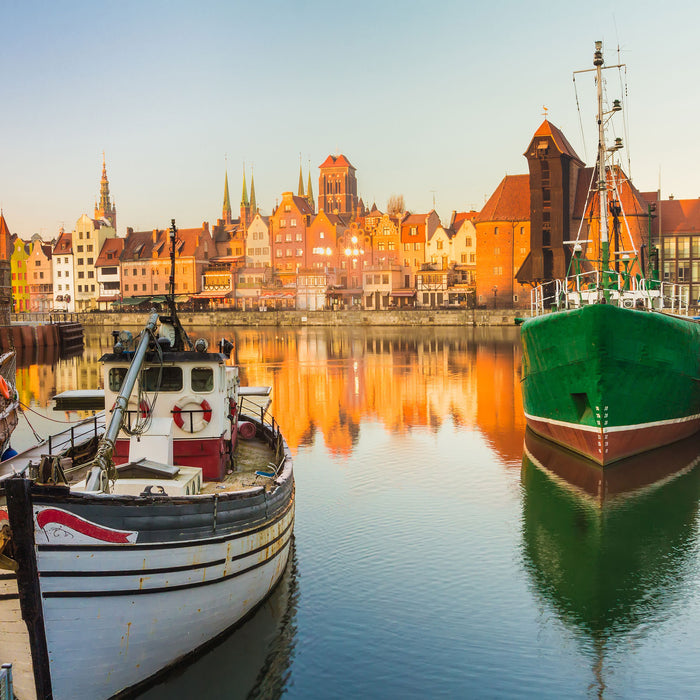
[526,415,700,466]
[114,435,229,481]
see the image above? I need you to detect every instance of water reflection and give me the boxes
[15,325,526,463]
[521,430,700,695]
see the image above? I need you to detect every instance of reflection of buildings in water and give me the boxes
[17,324,524,461]
[230,327,484,456]
[474,328,526,464]
[139,544,298,700]
[521,432,700,695]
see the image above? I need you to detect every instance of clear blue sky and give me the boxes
[1,0,696,239]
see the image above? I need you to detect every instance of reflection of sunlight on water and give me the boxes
[13,324,526,465]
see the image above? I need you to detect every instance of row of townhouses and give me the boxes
[6,124,700,313]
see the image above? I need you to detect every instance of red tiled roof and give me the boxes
[529,120,584,165]
[475,175,530,222]
[53,231,72,255]
[95,237,124,267]
[660,198,700,233]
[291,195,313,215]
[402,214,427,226]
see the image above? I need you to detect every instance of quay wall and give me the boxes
[68,309,523,328]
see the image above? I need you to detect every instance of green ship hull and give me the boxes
[520,303,700,464]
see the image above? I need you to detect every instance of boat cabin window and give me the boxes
[191,367,214,392]
[108,367,128,392]
[142,366,183,392]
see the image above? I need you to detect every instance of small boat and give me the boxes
[0,220,295,700]
[0,350,19,459]
[520,42,700,465]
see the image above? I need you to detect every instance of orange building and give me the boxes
[121,224,214,301]
[399,211,441,288]
[475,175,531,309]
[270,192,313,282]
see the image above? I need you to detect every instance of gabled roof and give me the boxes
[319,154,355,170]
[291,195,313,215]
[402,213,427,226]
[660,198,700,233]
[527,120,584,165]
[475,175,530,222]
[53,230,73,255]
[95,237,125,267]
[452,211,478,227]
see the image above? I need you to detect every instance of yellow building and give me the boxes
[11,236,30,312]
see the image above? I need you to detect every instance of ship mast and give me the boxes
[594,41,611,285]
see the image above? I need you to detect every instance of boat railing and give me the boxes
[0,663,14,700]
[531,273,690,316]
[238,396,286,472]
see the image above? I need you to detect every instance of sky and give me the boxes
[1,0,699,239]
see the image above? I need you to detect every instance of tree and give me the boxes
[386,194,405,216]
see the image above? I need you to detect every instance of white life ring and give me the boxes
[173,398,212,432]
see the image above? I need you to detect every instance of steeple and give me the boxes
[94,152,117,231]
[223,171,232,225]
[306,168,314,212]
[241,166,249,207]
[240,165,251,232]
[298,163,305,198]
[250,170,257,215]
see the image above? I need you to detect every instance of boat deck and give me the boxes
[200,434,280,494]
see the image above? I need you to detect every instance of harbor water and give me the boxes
[9,324,700,699]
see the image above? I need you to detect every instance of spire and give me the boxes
[306,167,314,211]
[223,171,232,224]
[241,166,249,207]
[94,152,116,231]
[250,169,257,214]
[298,163,305,198]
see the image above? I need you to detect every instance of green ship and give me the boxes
[520,42,700,465]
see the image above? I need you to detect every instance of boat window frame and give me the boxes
[142,366,183,392]
[191,366,215,394]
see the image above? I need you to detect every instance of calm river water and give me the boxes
[11,324,700,699]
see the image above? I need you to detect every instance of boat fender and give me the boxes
[0,376,10,400]
[238,421,256,440]
[172,398,212,432]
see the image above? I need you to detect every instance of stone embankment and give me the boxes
[72,308,523,328]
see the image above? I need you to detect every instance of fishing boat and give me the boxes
[0,220,294,700]
[520,42,700,465]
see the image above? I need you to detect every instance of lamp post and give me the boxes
[492,285,498,309]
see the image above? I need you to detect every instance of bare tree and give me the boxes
[386,194,405,216]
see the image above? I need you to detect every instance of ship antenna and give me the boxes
[594,41,611,288]
[166,219,193,351]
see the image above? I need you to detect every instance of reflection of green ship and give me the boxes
[521,431,700,691]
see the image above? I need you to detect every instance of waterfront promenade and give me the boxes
[12,308,522,328]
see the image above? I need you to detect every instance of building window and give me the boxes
[280,220,287,228]
[88,271,94,278]
[414,243,419,251]
[77,245,83,252]
[494,227,499,235]
[78,272,84,279]
[87,258,93,265]
[678,237,690,258]
[663,238,676,259]
[437,241,443,250]
[284,204,291,212]
[494,247,501,255]
[296,249,303,256]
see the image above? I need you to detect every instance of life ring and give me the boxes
[127,398,151,418]
[173,398,212,432]
[0,376,10,400]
